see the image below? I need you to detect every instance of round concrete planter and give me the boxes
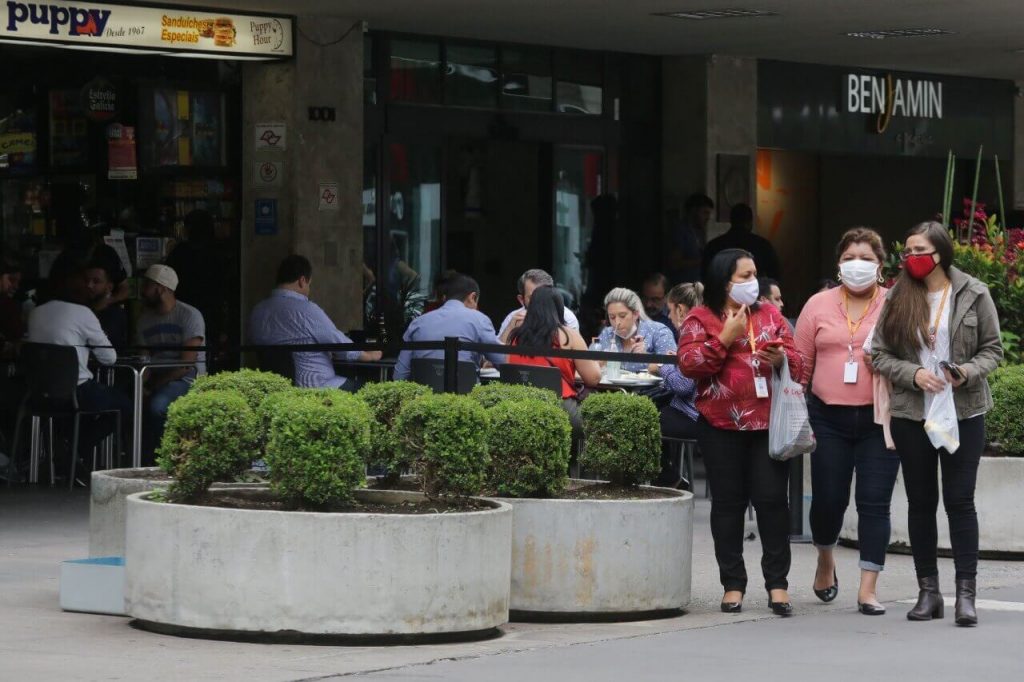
[124,489,512,639]
[840,456,1024,556]
[495,484,694,620]
[89,468,266,558]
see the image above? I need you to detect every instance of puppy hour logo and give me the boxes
[5,2,111,36]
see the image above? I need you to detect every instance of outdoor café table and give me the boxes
[332,357,396,384]
[112,357,197,468]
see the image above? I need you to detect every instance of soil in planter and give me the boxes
[554,481,678,501]
[185,489,489,514]
[366,476,423,492]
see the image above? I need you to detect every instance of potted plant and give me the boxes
[124,389,512,639]
[357,381,431,487]
[88,370,289,557]
[487,390,695,620]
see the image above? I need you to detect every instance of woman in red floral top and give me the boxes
[678,248,802,616]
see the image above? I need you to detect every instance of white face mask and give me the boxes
[615,323,638,339]
[728,279,760,307]
[839,259,879,293]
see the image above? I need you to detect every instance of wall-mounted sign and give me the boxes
[81,78,116,121]
[308,106,336,122]
[758,60,1014,159]
[845,73,942,133]
[106,123,137,179]
[318,182,339,211]
[255,198,278,235]
[254,160,282,187]
[1,1,294,59]
[254,122,286,152]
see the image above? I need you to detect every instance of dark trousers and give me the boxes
[75,379,133,457]
[808,395,900,571]
[891,416,985,580]
[655,406,698,487]
[697,418,792,593]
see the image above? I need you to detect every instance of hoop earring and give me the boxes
[877,273,885,285]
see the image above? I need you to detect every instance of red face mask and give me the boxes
[904,253,938,280]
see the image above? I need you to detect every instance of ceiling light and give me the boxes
[652,9,777,20]
[844,28,953,40]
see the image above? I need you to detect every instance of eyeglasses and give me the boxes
[900,250,937,261]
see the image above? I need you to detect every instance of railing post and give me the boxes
[442,336,459,393]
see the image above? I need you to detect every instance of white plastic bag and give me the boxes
[924,383,960,453]
[769,357,816,461]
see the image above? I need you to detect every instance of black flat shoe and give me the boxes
[813,569,839,603]
[720,601,742,613]
[767,591,793,617]
[858,602,886,616]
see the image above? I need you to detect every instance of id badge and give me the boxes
[754,376,769,399]
[843,361,859,384]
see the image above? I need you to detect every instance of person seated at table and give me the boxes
[84,262,128,349]
[648,283,703,487]
[26,259,131,475]
[641,272,677,341]
[394,274,506,380]
[248,254,382,390]
[507,286,601,433]
[498,268,579,340]
[136,264,205,462]
[1,258,25,360]
[596,287,677,373]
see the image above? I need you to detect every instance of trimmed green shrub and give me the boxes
[264,392,371,506]
[191,369,293,411]
[988,365,1024,456]
[580,393,661,486]
[157,390,259,501]
[396,393,490,498]
[469,382,560,410]
[486,399,571,497]
[357,381,432,473]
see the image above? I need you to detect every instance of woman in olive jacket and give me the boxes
[872,222,1002,627]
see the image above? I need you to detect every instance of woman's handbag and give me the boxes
[768,357,816,461]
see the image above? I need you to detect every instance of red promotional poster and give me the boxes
[107,124,138,180]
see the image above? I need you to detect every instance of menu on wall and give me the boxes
[0,2,293,59]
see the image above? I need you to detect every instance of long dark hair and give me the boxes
[703,248,760,315]
[509,286,567,348]
[879,221,955,356]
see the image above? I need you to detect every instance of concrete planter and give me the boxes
[89,468,265,558]
[124,489,512,639]
[495,485,694,620]
[840,456,1024,556]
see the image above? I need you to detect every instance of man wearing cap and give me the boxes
[137,264,206,461]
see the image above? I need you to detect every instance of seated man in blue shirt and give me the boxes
[394,274,506,380]
[248,255,382,391]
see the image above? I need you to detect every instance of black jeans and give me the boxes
[808,395,900,571]
[75,379,133,456]
[890,416,985,580]
[697,418,791,593]
[655,406,699,487]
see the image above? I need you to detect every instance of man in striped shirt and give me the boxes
[248,255,381,390]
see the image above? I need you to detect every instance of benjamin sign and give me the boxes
[845,73,943,133]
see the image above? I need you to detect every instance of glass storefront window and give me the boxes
[364,36,377,106]
[445,44,497,108]
[390,39,441,104]
[501,47,553,112]
[555,51,603,115]
[553,147,603,308]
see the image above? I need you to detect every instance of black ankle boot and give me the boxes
[955,578,978,626]
[907,576,944,621]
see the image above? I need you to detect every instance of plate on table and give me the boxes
[479,367,500,379]
[602,371,663,387]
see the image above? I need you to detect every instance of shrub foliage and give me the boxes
[468,382,560,410]
[988,365,1024,456]
[580,393,661,486]
[485,399,571,497]
[357,381,432,473]
[264,391,371,506]
[190,369,293,410]
[157,390,259,501]
[396,393,490,497]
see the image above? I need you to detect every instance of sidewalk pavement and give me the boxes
[1,485,1022,681]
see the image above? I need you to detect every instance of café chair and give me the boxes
[257,348,297,384]
[496,363,562,398]
[660,436,697,492]
[410,358,477,394]
[7,343,122,489]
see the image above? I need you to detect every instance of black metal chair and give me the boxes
[410,358,477,394]
[660,437,698,491]
[496,363,563,398]
[7,343,122,489]
[257,348,297,384]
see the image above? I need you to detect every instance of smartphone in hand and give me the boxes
[939,361,964,382]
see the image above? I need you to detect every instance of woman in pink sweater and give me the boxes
[794,227,897,616]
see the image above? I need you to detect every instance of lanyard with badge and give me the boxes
[927,283,951,358]
[747,320,770,399]
[841,287,879,384]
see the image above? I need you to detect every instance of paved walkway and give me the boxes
[1,486,1022,681]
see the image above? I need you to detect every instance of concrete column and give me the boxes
[1014,82,1024,210]
[241,16,364,333]
[661,55,758,238]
